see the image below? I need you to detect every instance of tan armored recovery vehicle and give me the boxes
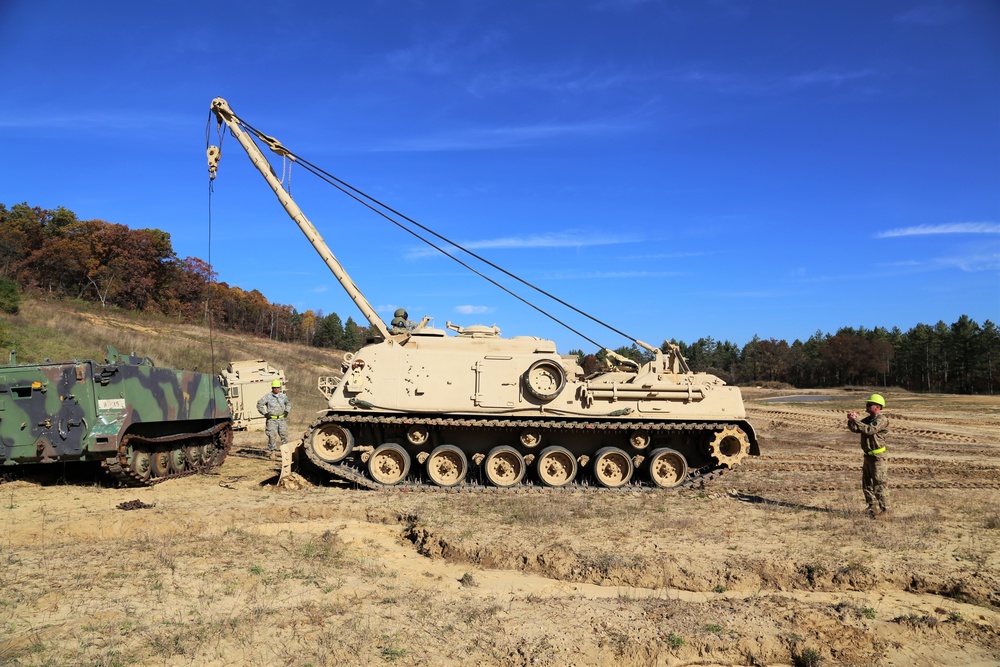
[208,97,759,490]
[218,360,285,431]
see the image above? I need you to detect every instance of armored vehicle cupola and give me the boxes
[446,322,501,338]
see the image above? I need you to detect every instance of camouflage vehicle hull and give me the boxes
[0,348,233,486]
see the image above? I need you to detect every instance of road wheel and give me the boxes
[648,448,688,488]
[536,446,577,487]
[185,444,203,468]
[368,443,410,485]
[593,447,633,488]
[309,422,354,464]
[130,449,152,480]
[168,447,187,473]
[425,445,467,487]
[200,441,216,466]
[150,450,171,478]
[483,446,526,488]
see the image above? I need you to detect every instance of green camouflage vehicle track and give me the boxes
[0,347,233,486]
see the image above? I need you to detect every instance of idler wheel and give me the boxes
[425,445,467,487]
[483,446,526,488]
[592,447,634,488]
[647,448,688,488]
[309,423,354,464]
[129,449,152,480]
[536,446,577,487]
[150,450,171,478]
[368,443,410,485]
[705,425,751,468]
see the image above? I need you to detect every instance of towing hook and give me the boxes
[207,145,221,180]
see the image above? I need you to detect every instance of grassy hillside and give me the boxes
[0,297,343,432]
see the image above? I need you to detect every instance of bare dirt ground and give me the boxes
[1,390,998,666]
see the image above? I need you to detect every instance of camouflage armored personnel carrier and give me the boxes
[209,97,758,490]
[0,347,232,486]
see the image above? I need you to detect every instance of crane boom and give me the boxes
[208,97,391,341]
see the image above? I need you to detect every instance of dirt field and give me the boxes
[1,389,998,666]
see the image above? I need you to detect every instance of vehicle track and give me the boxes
[301,414,750,491]
[102,422,233,487]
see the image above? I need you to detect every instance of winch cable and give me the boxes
[205,112,221,414]
[231,116,642,349]
[292,158,606,350]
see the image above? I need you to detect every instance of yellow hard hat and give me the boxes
[866,393,885,407]
[271,379,282,388]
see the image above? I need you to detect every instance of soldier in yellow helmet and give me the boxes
[847,393,889,519]
[257,379,291,461]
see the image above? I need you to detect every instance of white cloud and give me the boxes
[455,305,493,315]
[543,270,684,280]
[406,231,638,259]
[876,222,1000,239]
[671,66,877,96]
[464,232,637,250]
[376,119,640,153]
[935,253,1000,273]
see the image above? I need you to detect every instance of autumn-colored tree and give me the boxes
[300,310,316,346]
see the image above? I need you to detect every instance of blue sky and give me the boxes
[1,1,998,353]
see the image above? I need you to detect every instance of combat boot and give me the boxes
[268,450,277,461]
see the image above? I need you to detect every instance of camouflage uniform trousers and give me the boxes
[862,455,888,514]
[265,418,289,451]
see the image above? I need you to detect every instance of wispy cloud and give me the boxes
[669,66,877,96]
[876,222,1000,239]
[375,117,641,152]
[0,111,184,131]
[934,253,1000,272]
[385,29,506,76]
[407,231,638,259]
[543,270,684,280]
[455,305,494,315]
[468,65,655,97]
[464,232,638,250]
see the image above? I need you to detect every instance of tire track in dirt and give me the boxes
[749,407,983,444]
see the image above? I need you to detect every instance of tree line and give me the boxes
[2,203,997,393]
[586,314,998,394]
[0,203,372,351]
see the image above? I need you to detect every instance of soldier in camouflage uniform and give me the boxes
[257,379,291,460]
[847,393,889,519]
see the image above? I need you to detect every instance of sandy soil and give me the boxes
[1,390,998,666]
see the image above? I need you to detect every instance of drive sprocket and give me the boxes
[705,425,751,468]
